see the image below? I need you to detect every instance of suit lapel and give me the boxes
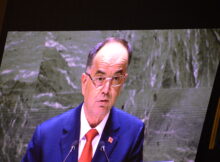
[60,104,82,162]
[93,107,120,162]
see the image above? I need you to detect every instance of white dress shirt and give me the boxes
[78,104,110,159]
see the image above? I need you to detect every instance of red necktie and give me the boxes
[79,129,98,162]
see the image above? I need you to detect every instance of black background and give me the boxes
[0,0,220,161]
[3,0,220,31]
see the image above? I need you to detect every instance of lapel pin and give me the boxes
[108,137,113,143]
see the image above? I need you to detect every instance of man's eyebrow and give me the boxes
[95,70,106,75]
[114,70,123,75]
[95,69,124,75]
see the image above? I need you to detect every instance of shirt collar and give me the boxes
[79,104,110,140]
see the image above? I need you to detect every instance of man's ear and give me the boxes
[120,73,128,91]
[124,73,128,82]
[81,73,87,96]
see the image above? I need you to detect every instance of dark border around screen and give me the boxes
[0,1,220,162]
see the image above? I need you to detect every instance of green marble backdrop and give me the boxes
[0,30,219,162]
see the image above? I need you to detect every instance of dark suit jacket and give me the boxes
[22,103,145,162]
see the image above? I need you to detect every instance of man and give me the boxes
[22,37,145,162]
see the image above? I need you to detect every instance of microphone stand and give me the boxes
[63,140,78,162]
[99,141,110,162]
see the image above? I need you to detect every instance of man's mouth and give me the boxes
[98,100,109,103]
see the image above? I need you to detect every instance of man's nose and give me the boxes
[101,79,111,95]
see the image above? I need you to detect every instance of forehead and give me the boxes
[93,41,129,66]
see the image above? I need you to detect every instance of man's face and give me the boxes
[81,41,128,118]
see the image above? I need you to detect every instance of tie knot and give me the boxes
[85,129,98,142]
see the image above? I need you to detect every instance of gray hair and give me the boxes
[86,37,132,71]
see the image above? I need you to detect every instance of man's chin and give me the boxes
[98,104,107,108]
[96,105,112,113]
[95,101,110,108]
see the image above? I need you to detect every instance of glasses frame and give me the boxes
[85,72,126,88]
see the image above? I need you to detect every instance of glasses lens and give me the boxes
[92,74,124,87]
[94,76,105,87]
[111,76,123,86]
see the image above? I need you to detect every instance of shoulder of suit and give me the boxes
[112,107,144,126]
[37,105,80,131]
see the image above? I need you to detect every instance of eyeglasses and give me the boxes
[85,72,126,87]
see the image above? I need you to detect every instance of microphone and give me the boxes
[99,141,110,162]
[63,140,79,162]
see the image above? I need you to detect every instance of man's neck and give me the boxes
[84,111,106,128]
[82,105,110,128]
